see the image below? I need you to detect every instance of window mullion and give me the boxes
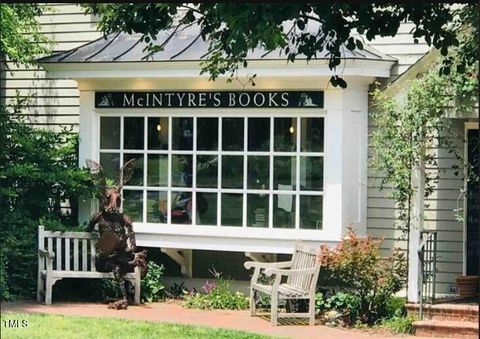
[192,117,197,226]
[269,117,274,229]
[217,117,222,227]
[243,117,248,228]
[143,116,147,223]
[295,116,301,230]
[167,116,172,225]
[120,116,125,214]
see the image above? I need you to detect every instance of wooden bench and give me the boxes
[37,225,141,305]
[244,242,321,326]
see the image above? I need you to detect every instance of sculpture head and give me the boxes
[86,158,137,212]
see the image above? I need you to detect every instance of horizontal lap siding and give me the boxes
[368,22,430,77]
[2,4,101,132]
[367,120,466,294]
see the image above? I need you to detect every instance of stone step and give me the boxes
[407,303,478,322]
[413,320,478,338]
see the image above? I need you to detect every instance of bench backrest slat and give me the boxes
[82,239,88,271]
[47,237,53,261]
[65,238,70,271]
[56,238,62,270]
[90,239,97,272]
[73,238,79,271]
[286,242,320,292]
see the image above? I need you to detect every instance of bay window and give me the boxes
[99,112,324,230]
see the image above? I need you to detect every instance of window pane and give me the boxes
[124,117,144,150]
[197,118,218,150]
[301,118,324,152]
[146,191,168,223]
[247,194,269,227]
[147,154,168,187]
[300,195,323,229]
[222,118,244,151]
[197,155,218,188]
[248,118,269,151]
[300,156,323,191]
[273,194,295,228]
[100,153,120,182]
[123,154,144,186]
[273,156,296,190]
[172,117,193,150]
[196,192,217,225]
[100,117,120,149]
[171,191,192,224]
[274,118,296,151]
[172,155,192,187]
[247,156,269,190]
[221,193,243,226]
[122,190,143,222]
[222,155,243,189]
[148,117,168,150]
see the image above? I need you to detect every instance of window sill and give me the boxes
[134,223,340,253]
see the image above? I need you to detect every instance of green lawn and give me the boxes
[1,312,273,339]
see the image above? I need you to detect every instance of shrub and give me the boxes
[141,262,165,302]
[0,253,10,300]
[385,296,407,318]
[0,101,95,300]
[379,315,416,334]
[165,282,187,300]
[316,292,361,325]
[183,272,248,310]
[318,227,406,324]
[101,261,165,303]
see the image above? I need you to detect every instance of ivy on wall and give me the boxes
[369,47,478,233]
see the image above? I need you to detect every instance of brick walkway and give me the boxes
[2,300,433,339]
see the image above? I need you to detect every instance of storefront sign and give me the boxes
[95,91,323,109]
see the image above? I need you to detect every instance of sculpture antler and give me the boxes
[86,159,107,191]
[119,158,137,189]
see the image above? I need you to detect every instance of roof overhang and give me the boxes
[40,58,396,84]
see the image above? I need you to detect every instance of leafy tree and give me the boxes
[0,3,51,67]
[440,5,478,77]
[0,99,95,300]
[83,3,475,87]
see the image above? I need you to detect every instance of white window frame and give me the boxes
[95,108,335,242]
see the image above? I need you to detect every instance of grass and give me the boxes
[1,312,273,339]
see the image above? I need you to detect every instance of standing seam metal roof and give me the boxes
[38,24,396,63]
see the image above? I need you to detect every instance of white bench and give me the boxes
[37,225,141,305]
[244,242,321,326]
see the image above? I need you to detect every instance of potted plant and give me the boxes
[455,275,479,297]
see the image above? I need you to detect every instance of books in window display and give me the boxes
[254,208,267,227]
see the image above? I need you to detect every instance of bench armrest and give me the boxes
[244,261,292,270]
[264,267,317,277]
[38,249,55,259]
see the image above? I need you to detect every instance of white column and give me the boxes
[78,91,97,224]
[341,87,369,236]
[323,85,370,240]
[407,157,425,303]
[323,90,344,240]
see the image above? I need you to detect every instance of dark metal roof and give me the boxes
[39,24,396,63]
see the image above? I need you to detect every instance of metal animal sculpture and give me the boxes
[86,158,147,309]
